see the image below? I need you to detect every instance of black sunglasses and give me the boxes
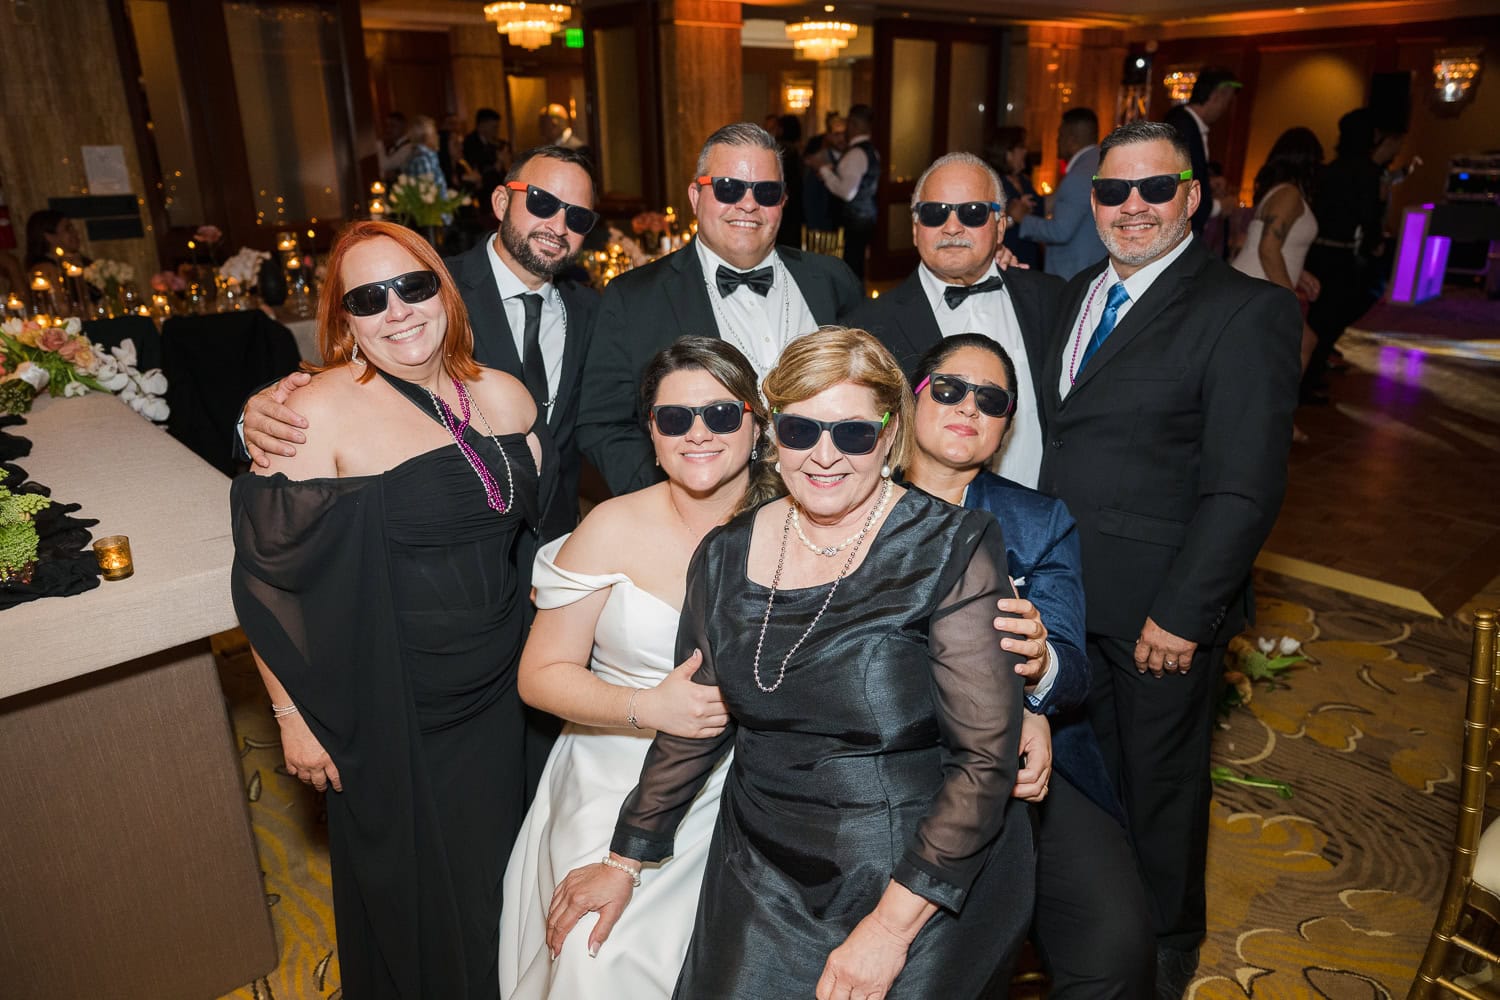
[913,201,1003,228]
[342,270,441,317]
[916,374,1016,418]
[1090,170,1193,207]
[651,400,750,436]
[772,411,890,456]
[696,175,786,208]
[505,181,599,235]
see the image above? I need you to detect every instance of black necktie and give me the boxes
[715,264,774,298]
[944,275,1006,310]
[518,292,548,408]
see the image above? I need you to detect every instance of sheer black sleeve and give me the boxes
[892,517,1024,912]
[611,530,737,863]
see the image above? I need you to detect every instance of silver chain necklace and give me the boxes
[751,477,893,694]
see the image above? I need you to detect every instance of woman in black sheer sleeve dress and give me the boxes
[547,327,1033,999]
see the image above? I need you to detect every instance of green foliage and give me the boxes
[0,467,50,578]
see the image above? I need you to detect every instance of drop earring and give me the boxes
[774,460,781,474]
[880,462,892,479]
[750,446,759,461]
[350,341,362,365]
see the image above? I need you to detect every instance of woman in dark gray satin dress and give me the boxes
[546,327,1034,999]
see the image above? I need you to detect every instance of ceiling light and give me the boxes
[483,2,571,51]
[785,20,858,61]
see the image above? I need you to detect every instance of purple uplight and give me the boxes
[1418,236,1451,301]
[1391,208,1427,304]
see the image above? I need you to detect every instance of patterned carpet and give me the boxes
[211,565,1485,999]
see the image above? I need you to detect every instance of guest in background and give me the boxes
[379,110,413,182]
[231,219,547,999]
[500,337,774,998]
[985,126,1042,269]
[775,113,805,249]
[1233,126,1324,439]
[1302,108,1390,403]
[23,210,88,285]
[549,327,1034,999]
[441,127,481,193]
[815,103,879,283]
[577,121,862,497]
[539,103,588,155]
[1163,67,1242,236]
[802,111,846,233]
[1013,108,1107,280]
[903,333,1155,997]
[464,107,511,178]
[404,116,444,187]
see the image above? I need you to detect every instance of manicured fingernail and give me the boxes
[588,942,599,958]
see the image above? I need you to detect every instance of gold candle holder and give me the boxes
[93,535,134,581]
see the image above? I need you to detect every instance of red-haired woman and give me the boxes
[231,220,550,999]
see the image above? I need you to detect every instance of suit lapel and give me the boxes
[1004,273,1051,400]
[550,282,589,432]
[1068,239,1207,398]
[890,271,941,361]
[663,246,720,341]
[457,238,521,374]
[782,248,838,324]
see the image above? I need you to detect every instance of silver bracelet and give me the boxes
[271,702,299,719]
[599,855,641,887]
[627,689,641,730]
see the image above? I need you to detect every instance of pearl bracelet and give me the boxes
[599,855,641,887]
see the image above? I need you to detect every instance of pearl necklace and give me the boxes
[791,477,893,557]
[752,477,893,694]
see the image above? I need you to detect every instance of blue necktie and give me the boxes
[1076,282,1130,375]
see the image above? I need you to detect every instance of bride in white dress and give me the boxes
[498,337,780,999]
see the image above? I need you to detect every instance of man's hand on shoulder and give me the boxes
[245,371,313,468]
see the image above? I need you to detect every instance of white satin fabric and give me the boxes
[498,535,730,999]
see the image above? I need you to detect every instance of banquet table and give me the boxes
[0,392,276,998]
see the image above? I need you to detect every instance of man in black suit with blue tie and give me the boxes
[577,122,864,496]
[1038,120,1300,997]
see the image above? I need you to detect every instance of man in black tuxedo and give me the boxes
[848,151,1064,489]
[244,145,598,542]
[577,121,863,496]
[1037,120,1300,996]
[1162,67,1240,237]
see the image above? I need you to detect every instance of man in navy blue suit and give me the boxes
[1013,108,1108,279]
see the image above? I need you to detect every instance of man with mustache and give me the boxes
[243,145,599,543]
[1037,120,1300,997]
[850,151,1156,997]
[576,121,863,496]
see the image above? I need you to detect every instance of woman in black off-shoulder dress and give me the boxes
[231,221,551,1000]
[547,327,1033,999]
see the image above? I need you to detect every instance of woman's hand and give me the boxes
[546,856,637,959]
[995,596,1049,684]
[635,649,729,739]
[278,712,342,792]
[815,911,914,1000]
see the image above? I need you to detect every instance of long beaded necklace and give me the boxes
[751,476,893,694]
[424,378,515,514]
[1067,273,1110,385]
[702,253,793,376]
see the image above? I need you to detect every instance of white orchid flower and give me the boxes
[1255,636,1276,655]
[63,378,89,397]
[1276,636,1301,656]
[137,369,168,396]
[63,317,82,335]
[17,362,49,391]
[111,339,138,368]
[98,369,130,391]
[139,396,170,422]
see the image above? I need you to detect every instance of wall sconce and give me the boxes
[1163,69,1197,105]
[1433,47,1482,104]
[785,84,814,112]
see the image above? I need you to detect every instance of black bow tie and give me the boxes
[944,275,1006,310]
[716,264,774,298]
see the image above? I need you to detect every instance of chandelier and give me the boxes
[483,3,571,51]
[1433,48,1482,104]
[785,20,857,62]
[784,83,814,111]
[1162,69,1197,104]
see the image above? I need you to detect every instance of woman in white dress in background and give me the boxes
[498,336,778,999]
[1232,125,1324,442]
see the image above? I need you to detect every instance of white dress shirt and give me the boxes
[487,234,566,419]
[918,262,1043,488]
[819,139,870,202]
[695,239,819,379]
[1058,235,1195,399]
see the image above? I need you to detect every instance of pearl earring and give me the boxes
[880,463,891,479]
[774,460,781,473]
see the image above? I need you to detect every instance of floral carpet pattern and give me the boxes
[210,566,1487,999]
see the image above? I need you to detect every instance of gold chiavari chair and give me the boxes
[802,226,844,259]
[1412,609,1500,999]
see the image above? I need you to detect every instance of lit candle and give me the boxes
[368,198,386,219]
[370,180,386,196]
[4,293,23,317]
[92,535,134,581]
[30,275,50,292]
[136,304,151,316]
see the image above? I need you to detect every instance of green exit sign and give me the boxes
[565,28,584,48]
